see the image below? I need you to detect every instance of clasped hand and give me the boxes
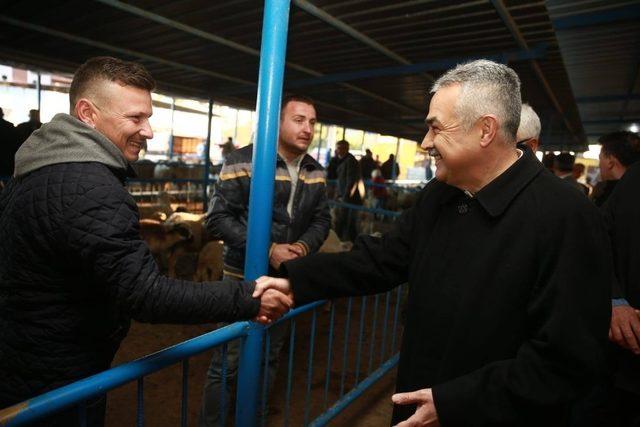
[270,243,303,269]
[609,305,640,355]
[252,276,294,325]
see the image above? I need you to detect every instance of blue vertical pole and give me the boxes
[236,1,291,426]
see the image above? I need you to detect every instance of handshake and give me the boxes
[252,276,293,325]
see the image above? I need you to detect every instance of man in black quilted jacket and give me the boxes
[0,56,292,426]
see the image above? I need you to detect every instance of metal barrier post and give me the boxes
[236,0,291,425]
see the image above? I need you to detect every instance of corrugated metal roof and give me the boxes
[1,0,617,149]
[547,0,640,144]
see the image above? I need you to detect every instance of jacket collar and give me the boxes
[438,148,543,217]
[474,147,543,217]
[276,152,322,170]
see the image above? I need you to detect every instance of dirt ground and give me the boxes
[105,294,403,426]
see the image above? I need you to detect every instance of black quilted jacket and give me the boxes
[0,114,260,406]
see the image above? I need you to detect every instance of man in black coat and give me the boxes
[331,139,362,241]
[0,57,291,426]
[15,108,42,145]
[381,153,400,180]
[594,131,640,206]
[254,60,613,426]
[359,148,377,181]
[597,132,640,426]
[0,107,18,178]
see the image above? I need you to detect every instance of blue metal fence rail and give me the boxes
[0,282,405,426]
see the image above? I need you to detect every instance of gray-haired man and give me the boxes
[516,103,541,153]
[254,60,612,426]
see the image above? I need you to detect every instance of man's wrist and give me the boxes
[293,241,309,256]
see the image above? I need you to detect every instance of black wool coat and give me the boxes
[602,160,640,394]
[284,149,613,426]
[0,162,259,406]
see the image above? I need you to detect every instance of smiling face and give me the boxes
[91,80,154,162]
[278,100,316,158]
[421,84,482,189]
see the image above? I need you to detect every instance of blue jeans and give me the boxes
[198,275,290,426]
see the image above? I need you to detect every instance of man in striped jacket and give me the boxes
[199,94,331,426]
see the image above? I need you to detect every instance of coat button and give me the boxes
[457,203,469,214]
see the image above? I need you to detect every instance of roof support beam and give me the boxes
[576,94,640,104]
[490,0,579,142]
[621,57,640,118]
[582,118,640,125]
[95,0,423,116]
[552,4,640,30]
[218,44,547,95]
[0,15,255,87]
[292,0,413,65]
[285,44,547,89]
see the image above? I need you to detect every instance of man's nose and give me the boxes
[303,121,313,134]
[421,131,433,150]
[140,120,154,140]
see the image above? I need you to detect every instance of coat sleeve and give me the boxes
[283,193,419,305]
[602,200,626,299]
[432,202,613,426]
[205,159,249,251]
[295,182,331,255]
[64,183,260,324]
[601,166,640,303]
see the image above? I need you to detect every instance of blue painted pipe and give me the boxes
[309,354,400,426]
[236,1,291,425]
[0,322,250,426]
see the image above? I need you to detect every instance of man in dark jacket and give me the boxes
[380,153,400,180]
[0,57,290,426]
[359,148,377,181]
[200,95,331,426]
[331,139,362,241]
[555,152,588,195]
[589,131,640,426]
[15,108,42,145]
[593,131,640,207]
[254,60,613,426]
[0,107,18,178]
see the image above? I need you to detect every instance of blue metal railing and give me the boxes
[0,282,405,426]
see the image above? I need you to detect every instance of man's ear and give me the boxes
[75,99,97,127]
[602,153,615,171]
[478,115,499,148]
